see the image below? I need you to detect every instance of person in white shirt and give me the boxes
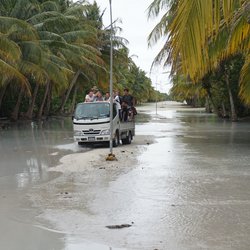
[114,91,122,119]
[85,89,95,102]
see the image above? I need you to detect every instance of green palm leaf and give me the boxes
[0,34,21,62]
[239,54,250,104]
[0,58,29,88]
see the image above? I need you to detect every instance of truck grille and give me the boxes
[82,129,101,135]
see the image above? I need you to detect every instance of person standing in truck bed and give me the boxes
[122,88,134,108]
[95,91,104,101]
[85,89,95,102]
[114,91,122,119]
[121,88,136,121]
[104,92,110,101]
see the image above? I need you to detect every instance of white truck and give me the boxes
[73,102,135,146]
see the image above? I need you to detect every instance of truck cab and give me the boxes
[73,102,135,146]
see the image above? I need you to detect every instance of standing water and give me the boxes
[0,102,250,250]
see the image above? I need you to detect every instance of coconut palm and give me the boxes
[0,17,36,88]
[170,74,207,107]
[0,0,106,119]
[0,0,67,119]
[148,0,250,104]
[0,0,155,120]
[0,16,40,119]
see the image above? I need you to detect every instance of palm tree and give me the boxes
[1,0,105,119]
[170,74,207,107]
[148,0,250,105]
[0,0,153,120]
[0,16,40,119]
[0,17,34,88]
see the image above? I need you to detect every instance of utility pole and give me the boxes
[106,0,116,161]
[155,76,158,115]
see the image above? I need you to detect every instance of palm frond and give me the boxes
[34,14,79,33]
[0,16,37,40]
[48,54,72,69]
[10,0,41,20]
[0,58,29,87]
[64,3,89,17]
[62,30,97,44]
[41,1,59,12]
[148,12,170,47]
[42,59,69,89]
[19,60,47,84]
[0,35,21,62]
[38,30,66,42]
[239,54,250,104]
[27,11,60,25]
[227,2,250,54]
[18,41,43,64]
[147,0,173,19]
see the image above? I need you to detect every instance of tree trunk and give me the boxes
[44,82,52,117]
[69,83,78,113]
[193,94,198,107]
[11,85,25,121]
[225,73,237,121]
[0,83,9,111]
[37,80,50,120]
[58,70,81,114]
[206,89,219,115]
[25,83,39,119]
[205,96,212,113]
[221,102,227,118]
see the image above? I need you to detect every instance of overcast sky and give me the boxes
[90,0,171,93]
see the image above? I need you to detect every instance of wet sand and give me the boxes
[1,102,250,250]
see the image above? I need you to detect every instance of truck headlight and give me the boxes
[100,129,110,135]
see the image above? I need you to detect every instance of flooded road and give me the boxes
[0,102,250,249]
[0,118,88,249]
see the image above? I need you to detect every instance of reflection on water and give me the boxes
[0,118,86,189]
[133,105,250,249]
[0,117,86,250]
[1,103,250,249]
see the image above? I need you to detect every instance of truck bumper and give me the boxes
[74,135,110,143]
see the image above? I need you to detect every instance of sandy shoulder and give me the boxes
[49,101,185,174]
[28,105,157,212]
[49,135,154,174]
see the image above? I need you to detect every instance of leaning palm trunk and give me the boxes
[44,82,52,117]
[207,90,219,115]
[11,85,25,121]
[0,83,9,111]
[69,83,78,114]
[205,96,212,113]
[225,73,237,121]
[221,102,227,118]
[25,83,39,119]
[37,80,50,120]
[58,70,81,114]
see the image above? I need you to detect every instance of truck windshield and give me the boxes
[74,103,110,120]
